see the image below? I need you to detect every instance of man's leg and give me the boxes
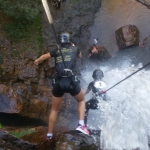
[73,89,89,135]
[73,89,85,121]
[48,95,63,133]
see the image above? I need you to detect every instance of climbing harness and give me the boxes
[52,69,79,85]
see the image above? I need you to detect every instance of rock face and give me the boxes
[0,130,36,150]
[0,83,52,122]
[36,130,100,150]
[115,25,139,50]
[0,53,53,122]
[43,0,101,53]
[0,0,102,124]
[0,129,100,150]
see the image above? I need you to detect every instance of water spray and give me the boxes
[102,61,150,93]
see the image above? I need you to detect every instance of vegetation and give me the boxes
[0,0,42,42]
[0,123,3,129]
[9,128,35,138]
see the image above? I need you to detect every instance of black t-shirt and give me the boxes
[50,45,80,73]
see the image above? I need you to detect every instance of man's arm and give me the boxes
[34,53,51,65]
[84,82,93,95]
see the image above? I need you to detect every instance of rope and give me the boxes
[41,0,66,68]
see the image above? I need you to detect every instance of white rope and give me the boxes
[41,0,53,24]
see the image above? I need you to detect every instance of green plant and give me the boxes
[9,128,35,138]
[0,123,3,129]
[0,0,42,41]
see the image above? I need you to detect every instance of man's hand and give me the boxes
[34,59,39,65]
[34,53,51,65]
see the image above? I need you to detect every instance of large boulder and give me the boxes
[115,24,139,50]
[0,52,55,122]
[0,83,52,122]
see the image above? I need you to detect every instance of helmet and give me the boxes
[59,32,71,44]
[92,69,104,80]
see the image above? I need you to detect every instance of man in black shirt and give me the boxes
[34,32,89,140]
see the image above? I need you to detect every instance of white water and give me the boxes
[101,66,150,149]
[82,0,150,149]
[82,65,150,150]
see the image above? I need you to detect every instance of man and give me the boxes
[88,39,111,60]
[34,32,89,140]
[84,69,106,124]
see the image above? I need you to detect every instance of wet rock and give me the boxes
[43,0,101,54]
[21,126,47,144]
[36,130,99,150]
[0,83,52,122]
[115,24,139,50]
[0,130,36,150]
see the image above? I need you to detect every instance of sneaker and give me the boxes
[76,124,90,135]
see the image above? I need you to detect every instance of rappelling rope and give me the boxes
[41,0,67,68]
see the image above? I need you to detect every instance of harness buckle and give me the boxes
[74,76,78,81]
[71,75,79,82]
[62,69,74,77]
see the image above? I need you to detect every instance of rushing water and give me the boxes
[81,0,150,149]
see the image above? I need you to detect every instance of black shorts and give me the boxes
[52,77,81,97]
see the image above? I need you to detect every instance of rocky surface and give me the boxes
[0,129,100,150]
[0,0,105,149]
[0,0,102,123]
[0,130,36,150]
[43,0,101,54]
[36,130,99,150]
[115,24,139,50]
